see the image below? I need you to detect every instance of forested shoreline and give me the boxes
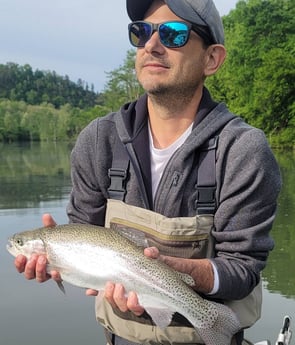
[0,0,294,147]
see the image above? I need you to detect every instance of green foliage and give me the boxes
[0,100,100,142]
[0,1,294,145]
[206,0,295,147]
[101,49,144,110]
[0,52,143,142]
[0,63,98,109]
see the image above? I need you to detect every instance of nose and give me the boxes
[144,32,166,54]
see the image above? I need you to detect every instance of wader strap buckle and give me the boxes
[233,330,244,345]
[195,186,216,214]
[107,136,130,201]
[108,167,129,201]
[195,136,218,215]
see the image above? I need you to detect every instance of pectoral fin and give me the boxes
[56,280,66,294]
[144,306,175,329]
[139,295,174,329]
[47,263,66,294]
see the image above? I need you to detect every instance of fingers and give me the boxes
[85,289,99,296]
[51,270,62,282]
[127,291,145,316]
[35,255,49,282]
[113,283,129,312]
[42,213,56,227]
[14,214,56,285]
[104,282,128,312]
[14,254,28,273]
[15,253,50,282]
[23,253,39,279]
[144,246,159,259]
[26,254,50,282]
[104,282,144,316]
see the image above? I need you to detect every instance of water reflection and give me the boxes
[0,142,72,209]
[262,150,295,298]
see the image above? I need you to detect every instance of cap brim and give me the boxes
[127,0,154,21]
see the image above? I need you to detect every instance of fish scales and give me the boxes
[7,223,242,345]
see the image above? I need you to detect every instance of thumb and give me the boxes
[42,213,57,227]
[143,247,160,259]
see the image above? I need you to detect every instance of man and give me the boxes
[14,0,281,344]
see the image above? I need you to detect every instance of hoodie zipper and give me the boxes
[153,146,184,213]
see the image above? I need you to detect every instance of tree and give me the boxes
[102,49,143,111]
[0,63,99,109]
[206,0,295,147]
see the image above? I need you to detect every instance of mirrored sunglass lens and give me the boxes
[159,22,189,47]
[129,22,152,47]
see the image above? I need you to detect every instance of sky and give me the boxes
[0,0,239,92]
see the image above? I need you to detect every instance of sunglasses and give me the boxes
[128,21,213,48]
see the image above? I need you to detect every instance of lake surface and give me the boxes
[0,142,294,345]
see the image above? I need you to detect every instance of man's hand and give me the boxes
[145,246,214,294]
[103,282,144,316]
[14,214,61,283]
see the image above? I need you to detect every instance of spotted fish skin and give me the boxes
[7,224,241,344]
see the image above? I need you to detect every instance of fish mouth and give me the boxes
[6,239,17,256]
[6,238,12,248]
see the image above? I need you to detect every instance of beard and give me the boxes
[135,55,206,111]
[141,75,204,111]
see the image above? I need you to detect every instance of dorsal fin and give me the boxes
[110,222,148,248]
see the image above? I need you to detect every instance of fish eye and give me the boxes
[16,238,23,246]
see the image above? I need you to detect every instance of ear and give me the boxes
[204,45,227,77]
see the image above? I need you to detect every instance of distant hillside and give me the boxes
[0,62,99,109]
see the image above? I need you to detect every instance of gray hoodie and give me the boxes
[67,89,281,300]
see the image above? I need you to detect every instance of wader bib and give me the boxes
[95,137,261,345]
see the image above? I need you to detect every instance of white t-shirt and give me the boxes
[148,122,193,200]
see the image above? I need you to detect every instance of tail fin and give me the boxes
[197,302,242,345]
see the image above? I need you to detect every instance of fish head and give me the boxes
[7,230,47,259]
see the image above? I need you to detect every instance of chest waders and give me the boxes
[95,137,261,345]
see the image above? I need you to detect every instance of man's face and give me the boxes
[135,0,208,97]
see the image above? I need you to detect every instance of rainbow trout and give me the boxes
[7,224,241,344]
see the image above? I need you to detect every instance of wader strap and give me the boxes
[107,330,244,345]
[233,330,244,345]
[108,135,218,212]
[104,328,115,345]
[108,138,130,201]
[195,136,218,215]
[105,330,142,345]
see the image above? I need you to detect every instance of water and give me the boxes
[0,142,294,345]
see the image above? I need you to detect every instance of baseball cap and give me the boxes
[126,0,224,45]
